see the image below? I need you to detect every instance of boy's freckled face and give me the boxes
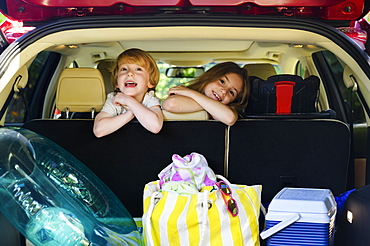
[116,63,153,98]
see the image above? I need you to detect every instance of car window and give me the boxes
[155,63,193,100]
[5,51,59,125]
[318,50,368,163]
[295,62,307,78]
[320,50,366,124]
[5,51,48,124]
[155,63,216,100]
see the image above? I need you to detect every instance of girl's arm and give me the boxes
[162,94,204,112]
[162,86,238,126]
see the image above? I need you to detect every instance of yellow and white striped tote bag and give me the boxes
[142,175,261,246]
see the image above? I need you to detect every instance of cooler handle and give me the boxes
[260,212,300,240]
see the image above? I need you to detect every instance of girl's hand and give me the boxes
[168,85,197,98]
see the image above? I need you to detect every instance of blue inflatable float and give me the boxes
[0,128,141,246]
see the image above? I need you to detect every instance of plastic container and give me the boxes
[261,187,336,246]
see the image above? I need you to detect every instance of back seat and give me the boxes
[227,119,350,204]
[20,69,351,217]
[22,117,351,216]
[0,211,24,245]
[22,119,226,217]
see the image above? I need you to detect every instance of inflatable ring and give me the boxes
[0,128,141,246]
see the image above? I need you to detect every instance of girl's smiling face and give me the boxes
[203,73,243,105]
[116,63,153,99]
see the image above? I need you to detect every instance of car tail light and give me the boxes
[337,26,367,50]
[337,18,369,53]
[0,14,35,44]
[353,18,370,53]
[338,18,370,54]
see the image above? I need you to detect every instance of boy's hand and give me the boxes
[113,92,136,107]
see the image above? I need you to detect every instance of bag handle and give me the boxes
[199,189,209,246]
[144,191,162,246]
[260,212,300,240]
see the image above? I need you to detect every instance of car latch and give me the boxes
[66,8,94,17]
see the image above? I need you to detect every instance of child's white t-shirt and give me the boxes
[101,90,160,116]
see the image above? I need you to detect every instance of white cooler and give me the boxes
[261,187,337,246]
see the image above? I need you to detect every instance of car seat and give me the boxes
[248,74,320,114]
[97,59,115,94]
[55,68,106,119]
[162,110,209,120]
[243,72,336,118]
[243,63,277,80]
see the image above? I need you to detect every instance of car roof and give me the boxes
[0,15,368,86]
[0,0,368,22]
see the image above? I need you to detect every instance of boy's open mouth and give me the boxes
[125,81,137,87]
[213,91,222,101]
